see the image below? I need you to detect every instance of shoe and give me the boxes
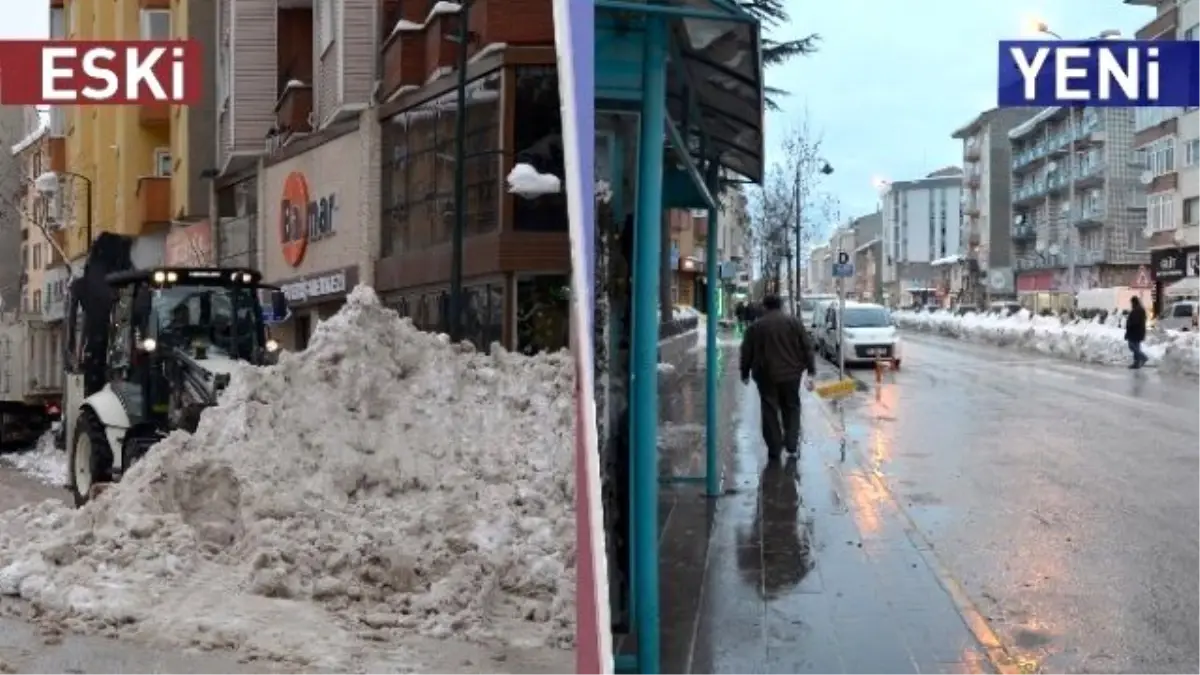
[785,446,799,455]
[1129,362,1142,369]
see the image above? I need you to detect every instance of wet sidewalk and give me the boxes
[655,339,997,673]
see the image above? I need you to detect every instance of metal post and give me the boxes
[448,0,471,342]
[84,177,93,248]
[1065,106,1076,302]
[704,161,720,499]
[794,165,803,309]
[631,15,667,674]
[837,277,846,378]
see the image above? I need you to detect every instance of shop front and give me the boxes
[259,118,375,351]
[1150,245,1200,316]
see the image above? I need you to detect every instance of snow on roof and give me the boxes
[931,254,965,267]
[11,118,48,156]
[391,1,461,35]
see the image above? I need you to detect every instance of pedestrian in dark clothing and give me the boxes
[1125,297,1148,369]
[739,294,817,460]
[735,301,747,331]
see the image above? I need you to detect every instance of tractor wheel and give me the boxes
[68,410,113,508]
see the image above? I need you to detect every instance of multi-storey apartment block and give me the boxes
[377,0,566,353]
[1127,0,1199,315]
[879,168,963,306]
[951,107,1038,304]
[1007,106,1148,308]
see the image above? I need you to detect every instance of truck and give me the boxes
[0,315,62,449]
[1074,286,1151,314]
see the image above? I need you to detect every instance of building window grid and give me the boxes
[381,72,502,258]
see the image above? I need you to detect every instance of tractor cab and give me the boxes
[62,266,290,506]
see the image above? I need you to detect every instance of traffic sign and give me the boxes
[832,262,855,278]
[837,250,850,265]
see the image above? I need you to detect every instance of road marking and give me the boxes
[805,393,1032,675]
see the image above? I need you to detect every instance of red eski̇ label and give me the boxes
[0,40,203,105]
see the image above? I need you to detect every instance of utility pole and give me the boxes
[448,0,472,342]
[1065,105,1077,304]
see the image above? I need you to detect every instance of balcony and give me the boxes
[136,176,170,230]
[965,171,981,188]
[275,80,314,136]
[139,102,170,127]
[1011,223,1036,242]
[964,141,980,161]
[1074,162,1105,188]
[1073,207,1105,229]
[1136,4,1178,39]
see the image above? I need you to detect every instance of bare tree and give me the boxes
[747,119,836,302]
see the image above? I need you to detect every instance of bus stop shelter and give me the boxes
[595,1,766,671]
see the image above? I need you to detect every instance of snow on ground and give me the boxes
[1,432,65,487]
[0,287,574,672]
[895,309,1200,376]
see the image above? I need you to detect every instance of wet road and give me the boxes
[838,333,1200,673]
[654,336,996,673]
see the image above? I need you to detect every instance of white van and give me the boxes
[817,301,902,367]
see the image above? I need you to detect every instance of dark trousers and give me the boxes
[757,379,801,457]
[1128,339,1146,365]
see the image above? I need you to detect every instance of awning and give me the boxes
[1164,276,1200,298]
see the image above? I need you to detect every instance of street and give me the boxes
[846,333,1199,673]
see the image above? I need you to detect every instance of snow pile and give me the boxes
[0,432,65,486]
[895,309,1200,375]
[0,287,575,670]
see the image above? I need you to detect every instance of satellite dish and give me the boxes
[1047,161,1058,172]
[1142,226,1154,239]
[1036,241,1046,253]
[1015,214,1025,224]
[1049,244,1061,256]
[1139,171,1153,185]
[989,270,1006,289]
[1060,202,1071,213]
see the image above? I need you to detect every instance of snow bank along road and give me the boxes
[894,309,1200,375]
[0,288,574,673]
[847,333,1199,673]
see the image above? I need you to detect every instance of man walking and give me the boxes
[739,294,817,460]
[1125,296,1148,369]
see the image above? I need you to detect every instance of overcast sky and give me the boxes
[763,0,1155,233]
[3,0,47,40]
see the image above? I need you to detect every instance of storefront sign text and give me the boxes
[279,171,337,267]
[278,265,359,307]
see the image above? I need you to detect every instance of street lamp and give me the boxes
[792,158,832,312]
[1033,22,1121,301]
[35,170,93,257]
[448,0,476,343]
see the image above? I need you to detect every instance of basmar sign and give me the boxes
[279,171,337,267]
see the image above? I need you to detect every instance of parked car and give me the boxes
[817,301,902,367]
[1159,300,1198,332]
[987,301,1023,316]
[800,295,837,331]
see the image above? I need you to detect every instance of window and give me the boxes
[1185,139,1200,168]
[1147,137,1175,176]
[1184,197,1199,226]
[1148,193,1175,232]
[380,70,502,256]
[1171,302,1194,318]
[154,148,172,176]
[32,244,41,269]
[49,7,65,38]
[511,66,566,232]
[32,290,41,314]
[140,9,170,39]
[1184,23,1198,41]
[318,0,335,53]
[1134,107,1181,131]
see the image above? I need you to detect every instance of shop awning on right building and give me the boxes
[1164,276,1200,299]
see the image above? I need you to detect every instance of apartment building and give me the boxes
[879,168,964,306]
[1127,0,1199,315]
[56,0,211,267]
[376,1,566,354]
[8,106,66,397]
[807,244,830,294]
[848,211,883,303]
[950,107,1038,304]
[1007,106,1147,309]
